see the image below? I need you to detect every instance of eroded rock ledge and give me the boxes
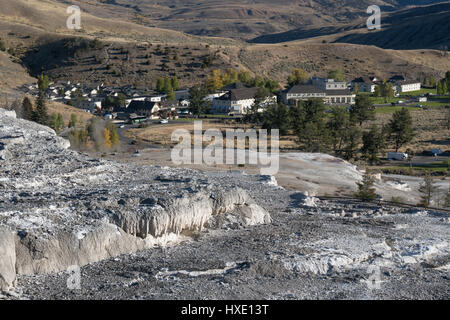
[0,109,271,290]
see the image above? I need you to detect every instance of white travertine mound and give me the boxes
[0,109,271,290]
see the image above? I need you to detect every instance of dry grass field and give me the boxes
[372,107,450,153]
[126,107,450,155]
[46,100,95,125]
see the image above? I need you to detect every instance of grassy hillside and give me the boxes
[0,0,449,90]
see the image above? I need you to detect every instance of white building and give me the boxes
[211,86,276,115]
[351,76,379,93]
[311,77,348,90]
[395,81,421,93]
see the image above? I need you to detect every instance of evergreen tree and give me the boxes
[188,85,208,117]
[361,125,385,164]
[167,86,176,100]
[50,113,63,132]
[156,78,164,93]
[327,106,349,154]
[294,99,331,152]
[342,125,361,161]
[22,97,33,120]
[171,76,179,91]
[163,77,173,94]
[37,74,49,92]
[437,80,444,95]
[261,103,290,136]
[353,83,359,94]
[69,114,77,128]
[57,114,64,130]
[442,80,448,95]
[32,92,49,126]
[387,107,415,152]
[245,87,270,125]
[418,174,436,207]
[350,94,375,126]
[354,170,378,201]
[429,75,436,87]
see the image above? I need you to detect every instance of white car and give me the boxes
[159,119,169,124]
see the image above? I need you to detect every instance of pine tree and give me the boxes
[156,78,164,93]
[37,74,49,91]
[171,76,179,91]
[387,107,415,152]
[418,174,436,207]
[361,125,385,164]
[50,113,59,132]
[429,75,436,87]
[354,169,378,201]
[22,97,33,120]
[442,80,448,95]
[188,85,208,117]
[57,114,64,130]
[32,92,49,125]
[167,87,176,100]
[69,114,77,128]
[163,77,173,94]
[350,94,375,126]
[437,81,444,95]
[342,125,361,161]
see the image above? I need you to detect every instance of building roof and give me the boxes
[286,85,325,94]
[325,89,353,96]
[396,80,421,86]
[389,75,406,82]
[217,87,259,101]
[220,82,248,91]
[352,76,376,84]
[127,101,159,112]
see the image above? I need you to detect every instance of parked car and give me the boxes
[388,152,408,161]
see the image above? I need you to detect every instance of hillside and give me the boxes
[60,0,448,40]
[0,0,449,90]
[250,2,450,50]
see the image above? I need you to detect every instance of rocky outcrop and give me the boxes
[0,108,271,288]
[0,228,16,291]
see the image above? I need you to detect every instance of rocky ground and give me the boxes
[0,108,449,300]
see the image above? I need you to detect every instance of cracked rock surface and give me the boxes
[0,108,449,299]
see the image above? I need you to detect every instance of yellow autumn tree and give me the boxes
[206,69,224,92]
[103,128,112,149]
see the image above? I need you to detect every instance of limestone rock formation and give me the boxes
[0,108,271,288]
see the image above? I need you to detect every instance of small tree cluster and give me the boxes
[354,170,378,201]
